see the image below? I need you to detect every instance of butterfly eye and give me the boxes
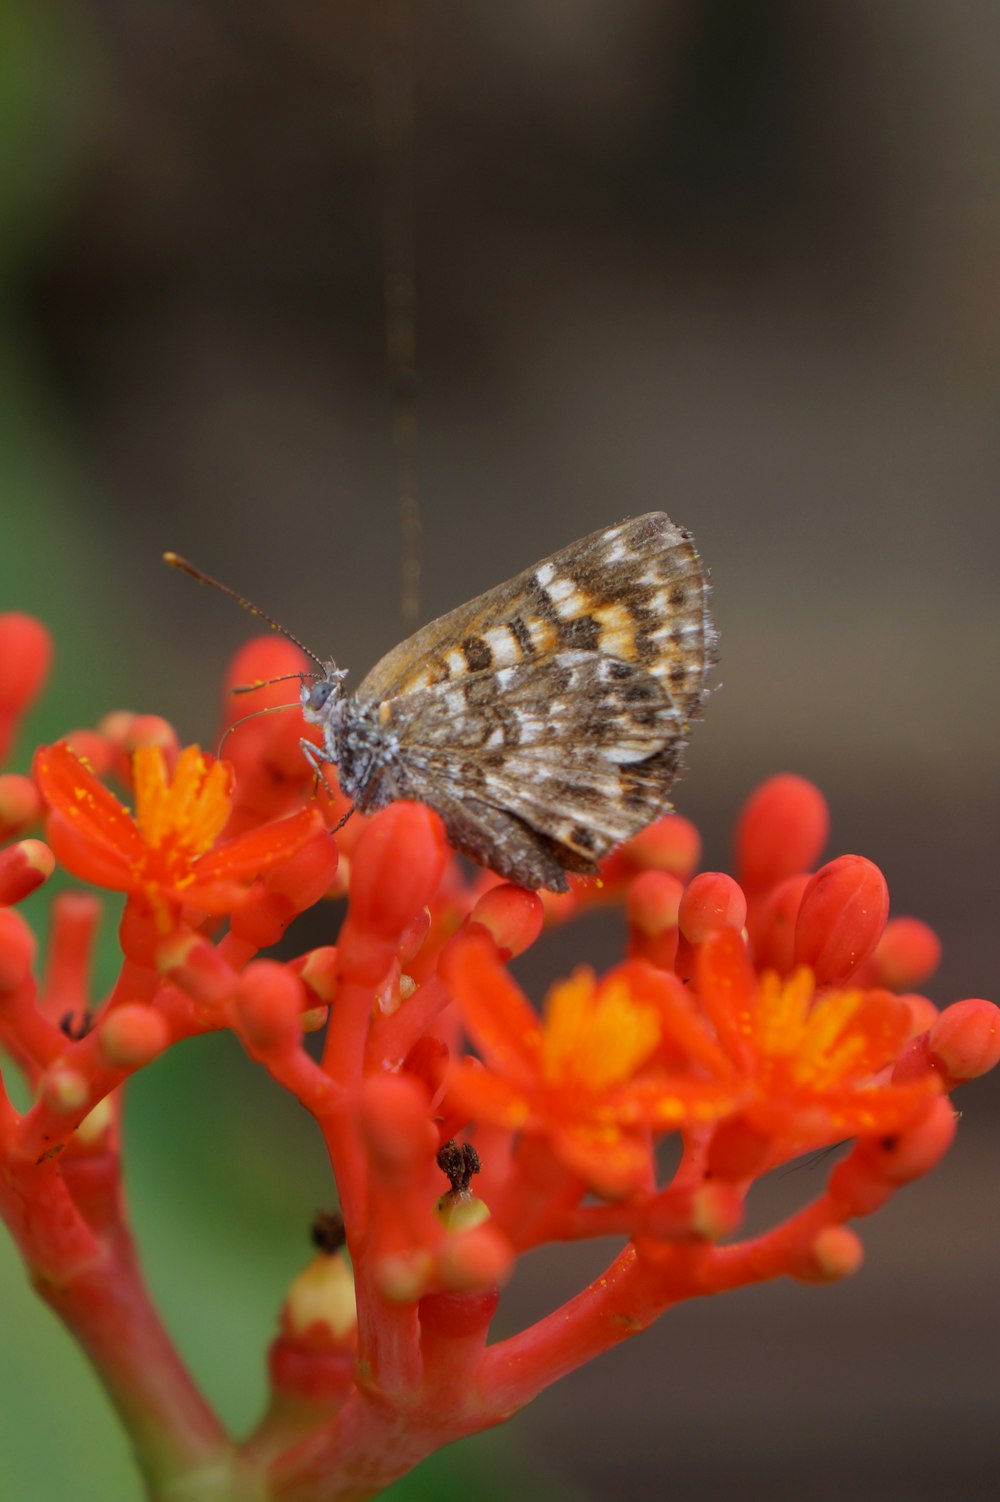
[307,681,335,714]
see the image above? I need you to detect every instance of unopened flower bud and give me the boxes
[470,885,544,958]
[928,998,1000,1083]
[625,813,701,878]
[679,871,747,943]
[236,961,305,1052]
[0,840,55,906]
[155,931,236,1005]
[0,774,42,839]
[349,804,448,939]
[793,855,889,985]
[374,1249,434,1304]
[748,872,810,975]
[98,1005,170,1068]
[295,946,338,1003]
[436,1223,512,1292]
[40,1066,90,1114]
[736,774,829,892]
[870,917,941,991]
[799,1225,864,1282]
[0,613,51,760]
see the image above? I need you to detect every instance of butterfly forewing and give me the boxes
[356,512,714,713]
[345,513,715,891]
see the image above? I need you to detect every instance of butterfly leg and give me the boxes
[300,737,332,776]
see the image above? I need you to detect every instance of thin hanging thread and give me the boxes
[373,0,421,630]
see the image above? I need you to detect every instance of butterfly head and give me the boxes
[301,666,349,726]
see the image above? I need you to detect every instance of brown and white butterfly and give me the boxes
[169,513,716,892]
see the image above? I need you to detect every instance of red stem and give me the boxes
[0,1154,228,1487]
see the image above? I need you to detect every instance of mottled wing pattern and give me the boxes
[349,513,715,891]
[356,512,714,718]
[378,651,687,889]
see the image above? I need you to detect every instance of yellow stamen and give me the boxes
[132,746,232,860]
[542,970,661,1094]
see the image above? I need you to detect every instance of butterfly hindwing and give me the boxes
[376,650,687,888]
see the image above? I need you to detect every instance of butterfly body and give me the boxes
[299,511,716,892]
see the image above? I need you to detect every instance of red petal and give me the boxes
[440,929,543,1084]
[551,1124,651,1199]
[695,927,759,1067]
[194,806,323,883]
[446,1058,533,1129]
[35,742,145,864]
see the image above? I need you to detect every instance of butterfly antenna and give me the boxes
[217,702,299,757]
[163,552,327,672]
[232,672,320,695]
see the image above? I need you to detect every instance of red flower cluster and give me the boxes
[1,622,997,1502]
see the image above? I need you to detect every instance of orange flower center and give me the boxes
[540,969,661,1096]
[754,968,869,1089]
[131,745,232,885]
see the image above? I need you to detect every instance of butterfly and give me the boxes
[167,512,716,892]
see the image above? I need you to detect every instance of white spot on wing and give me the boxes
[535,562,556,589]
[483,625,521,667]
[546,575,578,605]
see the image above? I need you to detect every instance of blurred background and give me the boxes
[1,2,998,1499]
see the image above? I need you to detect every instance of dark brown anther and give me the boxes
[311,1209,347,1254]
[60,1009,94,1042]
[437,1139,481,1196]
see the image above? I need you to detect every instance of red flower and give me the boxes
[696,926,938,1146]
[34,741,323,920]
[443,932,738,1198]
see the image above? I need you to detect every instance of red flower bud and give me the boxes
[869,917,941,991]
[470,884,543,958]
[626,870,682,969]
[793,855,889,986]
[0,613,51,760]
[0,839,55,906]
[624,813,701,879]
[349,803,448,940]
[747,873,810,975]
[735,774,829,893]
[0,773,43,839]
[928,998,1000,1084]
[236,961,305,1053]
[155,932,236,1006]
[434,1224,511,1294]
[679,872,747,943]
[293,946,339,1004]
[98,1004,170,1068]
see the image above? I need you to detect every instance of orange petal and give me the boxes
[44,811,135,889]
[606,1073,743,1130]
[551,1123,652,1200]
[35,743,145,862]
[621,961,734,1078]
[194,806,323,883]
[440,929,543,1084]
[446,1058,533,1130]
[695,927,759,1067]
